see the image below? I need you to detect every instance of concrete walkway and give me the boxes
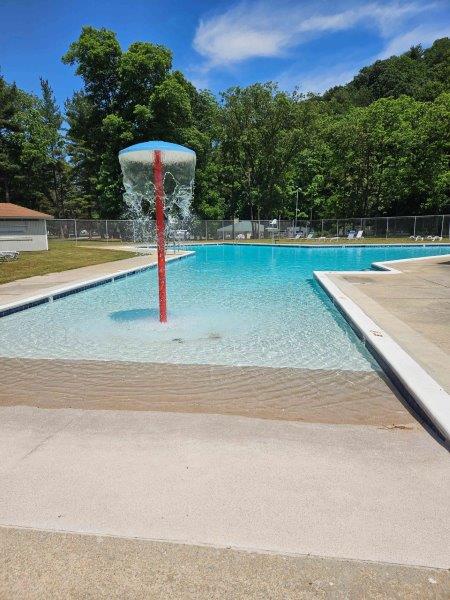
[1,407,449,568]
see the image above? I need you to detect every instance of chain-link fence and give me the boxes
[46,214,450,243]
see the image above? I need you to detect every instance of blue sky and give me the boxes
[1,0,449,107]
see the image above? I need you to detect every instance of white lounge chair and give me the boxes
[355,230,364,240]
[347,231,356,240]
[0,251,19,262]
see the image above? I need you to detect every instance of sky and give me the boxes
[0,0,449,107]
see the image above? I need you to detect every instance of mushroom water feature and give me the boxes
[119,141,196,323]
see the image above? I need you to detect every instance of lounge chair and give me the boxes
[355,230,364,240]
[347,231,356,240]
[0,251,19,262]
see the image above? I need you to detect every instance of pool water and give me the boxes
[0,244,448,371]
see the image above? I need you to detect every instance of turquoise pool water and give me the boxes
[0,244,448,371]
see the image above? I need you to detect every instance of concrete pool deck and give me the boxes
[323,255,450,393]
[1,248,449,597]
[315,254,450,439]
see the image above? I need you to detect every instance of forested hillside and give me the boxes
[1,29,449,219]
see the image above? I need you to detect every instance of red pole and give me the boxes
[153,150,167,323]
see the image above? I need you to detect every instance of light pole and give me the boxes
[293,188,301,233]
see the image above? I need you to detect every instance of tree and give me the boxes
[315,94,450,216]
[0,75,21,201]
[38,79,73,216]
[324,38,450,107]
[60,29,449,220]
[218,83,303,218]
[63,27,219,218]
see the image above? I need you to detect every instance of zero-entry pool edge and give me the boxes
[314,253,450,441]
[1,244,449,440]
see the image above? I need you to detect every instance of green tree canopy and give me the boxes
[1,32,449,219]
[62,26,219,218]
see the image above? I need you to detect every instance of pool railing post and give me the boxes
[153,150,167,323]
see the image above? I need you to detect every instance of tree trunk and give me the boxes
[2,177,10,202]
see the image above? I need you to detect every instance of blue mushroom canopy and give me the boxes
[119,141,196,166]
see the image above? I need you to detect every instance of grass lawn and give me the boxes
[0,240,138,285]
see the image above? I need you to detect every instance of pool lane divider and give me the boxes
[0,251,195,319]
[314,253,450,441]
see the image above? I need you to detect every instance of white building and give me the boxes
[216,220,265,239]
[0,203,53,251]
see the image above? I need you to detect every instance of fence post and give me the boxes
[440,215,444,239]
[321,219,324,236]
[336,219,339,238]
[74,219,77,244]
[413,216,417,237]
[105,219,109,243]
[205,220,208,241]
[386,217,389,239]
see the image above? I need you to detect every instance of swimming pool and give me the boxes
[0,244,448,372]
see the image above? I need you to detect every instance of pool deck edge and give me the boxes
[314,253,450,440]
[0,251,195,318]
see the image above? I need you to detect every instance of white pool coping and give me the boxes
[314,253,450,440]
[181,241,450,249]
[0,251,195,317]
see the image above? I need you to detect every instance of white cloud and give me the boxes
[378,23,450,58]
[276,17,449,94]
[193,1,434,71]
[278,63,364,94]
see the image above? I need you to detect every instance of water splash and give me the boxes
[119,144,196,244]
